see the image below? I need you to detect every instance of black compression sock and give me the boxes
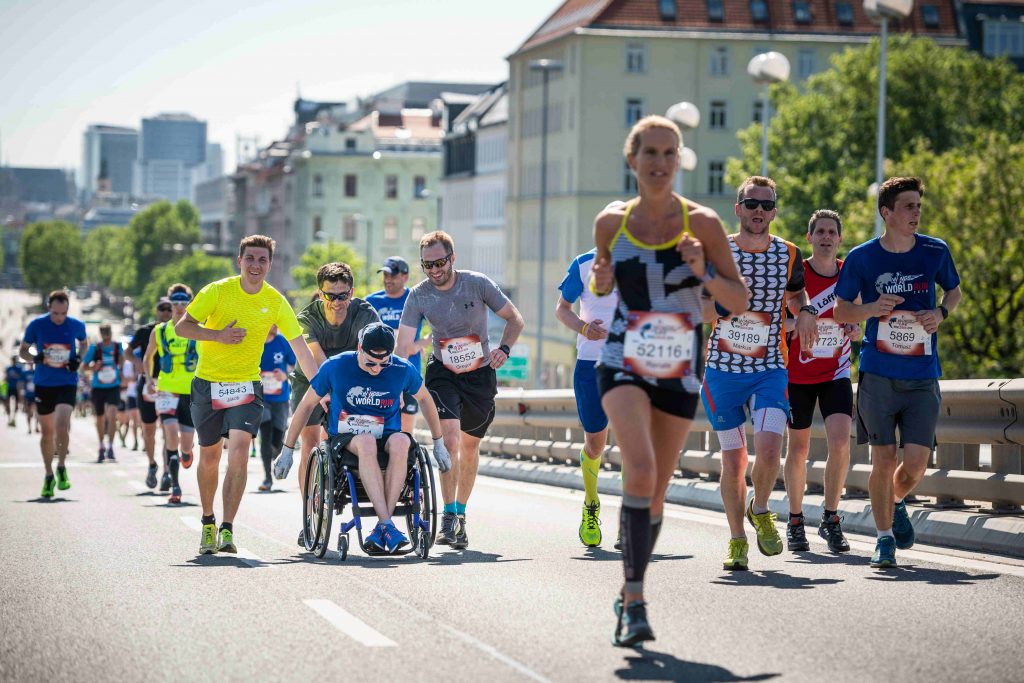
[823,509,838,520]
[220,522,233,533]
[649,516,663,555]
[167,450,180,487]
[621,496,652,594]
[201,515,215,526]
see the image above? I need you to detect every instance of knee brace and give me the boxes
[752,407,788,436]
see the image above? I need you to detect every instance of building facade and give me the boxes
[134,113,208,202]
[80,125,138,202]
[960,0,1024,70]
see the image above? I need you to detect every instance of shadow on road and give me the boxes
[785,551,866,567]
[711,570,842,589]
[571,548,694,563]
[143,501,199,509]
[174,555,279,569]
[17,497,79,504]
[616,650,780,681]
[864,566,1001,585]
[252,489,287,495]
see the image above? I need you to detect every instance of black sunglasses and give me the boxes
[157,305,172,312]
[421,253,453,270]
[362,354,392,368]
[319,289,352,302]
[739,198,776,211]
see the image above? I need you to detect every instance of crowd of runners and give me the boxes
[6,114,960,649]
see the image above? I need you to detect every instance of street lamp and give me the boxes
[529,57,563,389]
[353,213,374,287]
[747,52,791,177]
[666,102,700,194]
[865,0,914,236]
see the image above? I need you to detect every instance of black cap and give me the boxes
[358,323,396,359]
[377,256,409,275]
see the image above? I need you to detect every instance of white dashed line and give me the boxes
[178,516,275,568]
[303,599,397,647]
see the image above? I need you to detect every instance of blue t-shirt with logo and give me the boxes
[366,288,423,369]
[23,368,35,397]
[83,342,124,389]
[23,314,87,387]
[835,235,960,380]
[309,351,422,437]
[259,334,296,404]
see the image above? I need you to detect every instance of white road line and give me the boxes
[111,470,128,478]
[178,516,274,569]
[128,480,147,491]
[303,599,397,647]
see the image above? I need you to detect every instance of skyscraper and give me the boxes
[134,113,207,201]
[80,124,138,202]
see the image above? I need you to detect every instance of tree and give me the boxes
[727,37,1024,243]
[290,240,366,304]
[135,252,235,321]
[120,200,201,292]
[19,221,84,298]
[82,225,134,292]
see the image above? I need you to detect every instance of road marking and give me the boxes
[128,480,147,491]
[178,516,275,568]
[112,470,128,477]
[303,599,397,647]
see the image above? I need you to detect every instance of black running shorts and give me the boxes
[788,378,853,430]
[34,385,77,416]
[597,366,698,420]
[424,358,497,439]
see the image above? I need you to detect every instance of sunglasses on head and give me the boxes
[320,289,352,302]
[421,253,452,270]
[739,198,776,211]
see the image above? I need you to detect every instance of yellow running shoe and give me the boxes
[55,466,71,491]
[723,537,749,570]
[41,476,56,499]
[746,499,783,556]
[199,524,218,555]
[217,528,237,554]
[579,501,602,547]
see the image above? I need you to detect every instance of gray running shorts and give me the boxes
[261,400,289,432]
[855,372,941,449]
[290,378,325,428]
[190,377,265,447]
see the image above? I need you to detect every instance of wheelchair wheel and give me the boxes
[406,444,437,556]
[303,445,333,558]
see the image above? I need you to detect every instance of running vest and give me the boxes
[787,259,852,384]
[598,197,704,394]
[155,321,198,395]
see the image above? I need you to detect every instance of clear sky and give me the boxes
[0,0,559,172]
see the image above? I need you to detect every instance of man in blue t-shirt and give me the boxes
[4,357,25,427]
[83,324,125,462]
[257,326,296,491]
[274,323,451,554]
[20,290,89,498]
[834,176,961,569]
[366,256,431,434]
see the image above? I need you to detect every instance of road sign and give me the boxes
[496,355,528,382]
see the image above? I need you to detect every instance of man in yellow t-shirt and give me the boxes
[176,235,319,555]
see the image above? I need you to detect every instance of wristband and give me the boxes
[938,304,949,320]
[498,344,511,357]
[588,278,613,297]
[284,443,296,450]
[699,262,716,284]
[581,323,589,337]
[799,305,817,316]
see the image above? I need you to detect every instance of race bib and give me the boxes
[141,385,157,402]
[338,412,384,438]
[261,371,283,396]
[26,381,35,392]
[439,335,485,374]
[622,311,695,379]
[43,344,71,368]
[210,381,255,410]
[717,312,771,358]
[808,320,845,359]
[97,367,117,385]
[156,392,178,415]
[877,312,931,356]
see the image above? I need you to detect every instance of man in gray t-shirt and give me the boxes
[397,231,524,550]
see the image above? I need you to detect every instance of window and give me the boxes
[793,1,812,23]
[626,43,647,73]
[836,2,853,25]
[625,98,644,128]
[343,216,357,242]
[710,46,730,76]
[344,174,357,198]
[750,0,769,22]
[312,174,323,198]
[623,160,637,194]
[708,162,725,196]
[984,19,1024,57]
[920,5,939,28]
[411,217,426,241]
[345,138,356,150]
[384,216,398,243]
[385,175,398,199]
[707,0,724,21]
[709,100,728,130]
[752,100,765,124]
[798,48,817,79]
[414,175,426,198]
[658,0,677,20]
[313,215,322,240]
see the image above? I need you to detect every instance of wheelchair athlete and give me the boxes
[274,323,451,553]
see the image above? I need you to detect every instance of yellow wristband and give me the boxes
[581,323,589,337]
[588,277,612,297]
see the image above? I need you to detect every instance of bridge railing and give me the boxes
[476,379,1024,511]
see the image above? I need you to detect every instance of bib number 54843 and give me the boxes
[211,382,256,410]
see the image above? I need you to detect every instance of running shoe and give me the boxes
[41,475,56,499]
[786,516,809,552]
[55,466,71,491]
[365,524,386,551]
[199,524,218,555]
[258,478,272,492]
[180,451,193,469]
[96,447,105,463]
[145,464,158,489]
[105,445,116,462]
[818,514,850,552]
[437,511,459,545]
[452,514,469,550]
[614,527,623,551]
[723,537,749,570]
[870,535,897,568]
[169,485,182,505]
[382,523,410,554]
[579,501,602,548]
[160,472,172,492]
[612,600,655,647]
[892,501,915,549]
[217,528,237,553]
[745,500,783,556]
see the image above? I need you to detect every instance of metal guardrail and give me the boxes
[477,379,1024,511]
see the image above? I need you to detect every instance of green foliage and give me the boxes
[290,240,366,304]
[19,221,84,297]
[135,252,235,321]
[82,225,134,292]
[120,200,201,292]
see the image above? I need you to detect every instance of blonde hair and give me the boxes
[623,115,682,158]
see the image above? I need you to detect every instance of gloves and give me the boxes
[274,445,294,480]
[34,351,45,364]
[67,357,81,372]
[432,437,452,474]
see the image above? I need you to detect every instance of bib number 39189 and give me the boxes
[440,335,485,374]
[211,381,256,410]
[623,312,695,379]
[717,312,771,358]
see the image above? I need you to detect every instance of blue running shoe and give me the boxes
[870,536,897,568]
[892,501,915,549]
[382,523,410,554]
[365,523,386,551]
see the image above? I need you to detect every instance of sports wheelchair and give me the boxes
[302,432,437,560]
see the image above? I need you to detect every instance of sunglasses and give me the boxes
[362,355,392,368]
[421,254,452,270]
[739,198,776,211]
[320,289,352,302]
[157,305,172,312]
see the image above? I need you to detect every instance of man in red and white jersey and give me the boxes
[784,209,861,553]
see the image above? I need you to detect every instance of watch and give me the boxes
[799,305,817,316]
[938,304,949,320]
[498,344,511,357]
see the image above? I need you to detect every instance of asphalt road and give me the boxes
[2,416,1023,683]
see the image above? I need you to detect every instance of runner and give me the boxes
[4,356,24,427]
[83,324,125,462]
[701,175,818,572]
[289,262,379,545]
[130,299,173,490]
[833,177,961,568]
[20,291,88,498]
[396,230,525,551]
[366,256,431,434]
[783,210,861,553]
[591,116,747,646]
[555,245,620,548]
[23,364,37,434]
[121,352,141,451]
[176,235,318,555]
[144,285,199,505]
[256,325,294,492]
[274,323,451,553]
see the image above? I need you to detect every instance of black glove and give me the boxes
[67,357,81,372]
[34,352,45,364]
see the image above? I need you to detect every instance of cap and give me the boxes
[358,322,397,359]
[377,256,409,276]
[157,297,172,307]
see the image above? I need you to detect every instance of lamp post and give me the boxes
[354,213,373,287]
[529,57,563,389]
[666,102,700,194]
[865,0,914,236]
[747,52,791,177]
